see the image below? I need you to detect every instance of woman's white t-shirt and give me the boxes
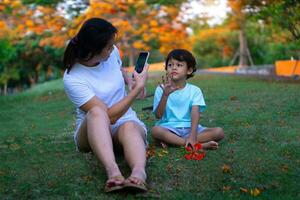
[63,46,144,135]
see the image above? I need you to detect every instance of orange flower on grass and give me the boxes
[184,143,205,160]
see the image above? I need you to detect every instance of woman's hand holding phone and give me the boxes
[132,63,149,91]
[128,51,150,98]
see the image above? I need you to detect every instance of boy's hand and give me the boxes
[185,137,197,148]
[159,74,179,96]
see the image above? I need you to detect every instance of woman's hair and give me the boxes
[63,18,117,73]
[165,49,197,79]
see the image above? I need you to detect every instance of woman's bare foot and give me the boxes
[106,164,123,184]
[126,168,147,185]
[106,175,125,187]
[202,141,218,150]
[124,168,147,192]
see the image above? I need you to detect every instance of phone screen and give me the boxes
[135,52,149,73]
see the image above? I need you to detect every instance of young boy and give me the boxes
[151,49,224,149]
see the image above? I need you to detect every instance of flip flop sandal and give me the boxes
[124,176,148,193]
[104,175,125,193]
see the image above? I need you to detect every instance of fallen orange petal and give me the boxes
[240,187,248,193]
[222,164,231,173]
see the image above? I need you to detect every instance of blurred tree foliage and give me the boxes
[0,0,299,94]
[21,0,63,6]
[248,0,300,41]
[70,0,190,66]
[0,39,18,95]
[145,0,185,6]
[192,20,299,68]
[191,0,300,68]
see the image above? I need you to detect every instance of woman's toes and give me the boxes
[106,175,125,186]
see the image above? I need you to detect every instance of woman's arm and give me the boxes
[121,67,147,99]
[80,65,148,124]
[80,90,140,124]
[80,96,108,113]
[107,84,144,123]
[120,68,132,88]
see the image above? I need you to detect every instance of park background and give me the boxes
[1,0,300,94]
[0,0,299,199]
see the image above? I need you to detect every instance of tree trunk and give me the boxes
[28,75,36,87]
[129,46,135,66]
[3,82,7,95]
[239,29,248,67]
[46,66,53,81]
[35,69,39,84]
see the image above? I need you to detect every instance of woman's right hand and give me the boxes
[132,64,149,91]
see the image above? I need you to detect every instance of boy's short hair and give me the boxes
[165,49,197,79]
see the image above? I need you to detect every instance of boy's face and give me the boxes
[166,58,193,81]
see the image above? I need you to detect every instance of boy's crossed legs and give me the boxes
[151,126,224,149]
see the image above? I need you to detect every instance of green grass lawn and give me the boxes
[0,74,299,199]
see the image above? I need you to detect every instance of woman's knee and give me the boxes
[117,121,146,145]
[86,106,109,121]
[151,126,163,138]
[121,121,137,131]
[119,121,144,137]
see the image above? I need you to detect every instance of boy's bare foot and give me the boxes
[202,141,218,150]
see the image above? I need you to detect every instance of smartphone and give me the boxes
[135,51,150,73]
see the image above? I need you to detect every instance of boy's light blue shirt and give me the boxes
[153,83,206,128]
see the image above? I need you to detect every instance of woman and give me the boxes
[63,18,148,192]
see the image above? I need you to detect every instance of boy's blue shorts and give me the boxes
[162,125,206,138]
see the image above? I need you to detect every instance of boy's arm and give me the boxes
[154,76,180,118]
[186,105,200,146]
[154,92,168,119]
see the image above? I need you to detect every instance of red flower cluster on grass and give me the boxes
[184,143,205,160]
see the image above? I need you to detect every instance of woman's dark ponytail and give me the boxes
[63,39,77,73]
